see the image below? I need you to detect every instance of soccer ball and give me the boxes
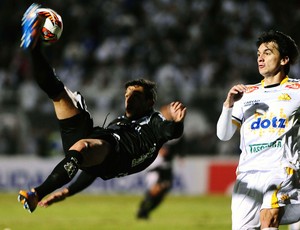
[37,8,63,43]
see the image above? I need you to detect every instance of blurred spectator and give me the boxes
[2,0,300,156]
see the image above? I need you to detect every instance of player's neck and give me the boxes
[263,74,287,87]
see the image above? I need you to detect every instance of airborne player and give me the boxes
[17,3,186,213]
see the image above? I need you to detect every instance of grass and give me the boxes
[0,193,289,230]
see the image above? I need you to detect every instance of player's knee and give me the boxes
[69,140,89,153]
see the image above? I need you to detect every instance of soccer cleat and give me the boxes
[18,189,39,213]
[20,3,42,49]
[137,210,149,220]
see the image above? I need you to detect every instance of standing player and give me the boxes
[136,140,182,219]
[17,4,186,213]
[217,30,300,229]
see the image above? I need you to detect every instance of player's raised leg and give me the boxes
[18,4,83,213]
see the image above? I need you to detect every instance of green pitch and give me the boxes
[0,193,289,230]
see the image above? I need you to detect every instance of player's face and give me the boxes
[125,85,151,119]
[257,42,283,77]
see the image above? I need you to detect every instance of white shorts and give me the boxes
[232,167,300,230]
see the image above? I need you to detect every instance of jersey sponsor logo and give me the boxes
[285,83,300,89]
[278,93,291,101]
[251,117,286,129]
[246,85,259,93]
[244,100,261,107]
[249,140,282,153]
[131,145,156,167]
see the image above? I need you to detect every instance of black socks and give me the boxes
[34,150,83,201]
[137,191,165,219]
[31,47,65,99]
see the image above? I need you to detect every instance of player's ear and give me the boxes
[281,56,289,65]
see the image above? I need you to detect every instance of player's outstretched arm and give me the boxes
[39,171,97,208]
[168,101,187,122]
[38,188,69,207]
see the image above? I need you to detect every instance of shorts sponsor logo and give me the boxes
[249,140,282,153]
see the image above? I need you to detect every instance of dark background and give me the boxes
[1,0,300,157]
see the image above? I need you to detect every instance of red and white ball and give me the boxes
[37,8,63,43]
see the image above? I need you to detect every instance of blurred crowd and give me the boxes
[1,0,300,157]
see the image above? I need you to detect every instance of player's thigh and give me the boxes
[71,138,111,167]
[232,173,261,230]
[53,90,80,119]
[261,168,299,226]
[59,111,93,153]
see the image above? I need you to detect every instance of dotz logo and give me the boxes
[245,103,288,134]
[251,117,286,130]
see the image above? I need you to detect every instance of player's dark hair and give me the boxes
[256,30,299,74]
[125,78,157,103]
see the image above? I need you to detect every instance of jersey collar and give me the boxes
[261,76,288,88]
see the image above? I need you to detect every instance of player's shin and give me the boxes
[34,150,83,201]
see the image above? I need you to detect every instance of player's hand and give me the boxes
[38,188,69,207]
[224,84,247,108]
[168,101,186,122]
